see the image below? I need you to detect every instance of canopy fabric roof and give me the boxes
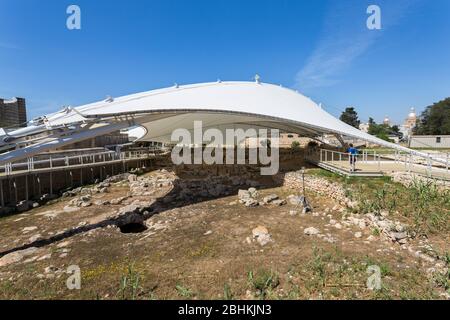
[48,81,411,149]
[0,81,445,165]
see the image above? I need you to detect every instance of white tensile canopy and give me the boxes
[0,81,443,165]
[46,81,409,145]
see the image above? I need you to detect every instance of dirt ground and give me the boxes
[0,167,448,300]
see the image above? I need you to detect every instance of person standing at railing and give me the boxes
[347,144,358,172]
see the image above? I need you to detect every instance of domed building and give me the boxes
[405,108,417,129]
[400,108,417,141]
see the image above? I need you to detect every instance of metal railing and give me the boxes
[306,148,450,179]
[0,148,167,176]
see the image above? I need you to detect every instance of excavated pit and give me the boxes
[119,222,148,234]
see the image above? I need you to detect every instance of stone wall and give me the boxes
[388,172,450,190]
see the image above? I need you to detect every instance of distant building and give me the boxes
[400,108,417,141]
[383,116,391,126]
[359,122,369,133]
[0,97,27,128]
[409,135,450,149]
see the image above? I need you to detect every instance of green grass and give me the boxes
[308,247,331,288]
[247,269,280,299]
[223,283,233,300]
[117,263,143,300]
[310,169,450,235]
[283,246,444,300]
[175,284,194,298]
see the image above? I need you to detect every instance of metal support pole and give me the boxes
[37,176,41,197]
[0,181,4,208]
[49,172,53,195]
[13,180,18,205]
[408,154,412,173]
[8,179,11,206]
[32,174,36,198]
[25,175,29,201]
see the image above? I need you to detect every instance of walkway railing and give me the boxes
[306,148,450,179]
[0,148,167,177]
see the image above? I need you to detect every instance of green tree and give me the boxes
[391,125,400,133]
[340,107,361,128]
[414,98,450,135]
[368,120,394,143]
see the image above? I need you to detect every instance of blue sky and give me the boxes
[1,0,449,124]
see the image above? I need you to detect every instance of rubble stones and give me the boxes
[17,200,35,213]
[128,174,138,183]
[28,234,42,243]
[39,194,58,202]
[63,206,80,213]
[129,174,176,196]
[244,198,259,207]
[252,226,272,246]
[0,247,40,267]
[68,195,92,208]
[94,200,110,206]
[22,226,38,233]
[238,190,251,200]
[262,194,279,204]
[248,188,258,198]
[390,232,408,241]
[342,213,410,244]
[238,188,259,207]
[288,195,303,206]
[287,195,311,213]
[304,227,320,236]
[110,196,130,205]
[271,199,287,206]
